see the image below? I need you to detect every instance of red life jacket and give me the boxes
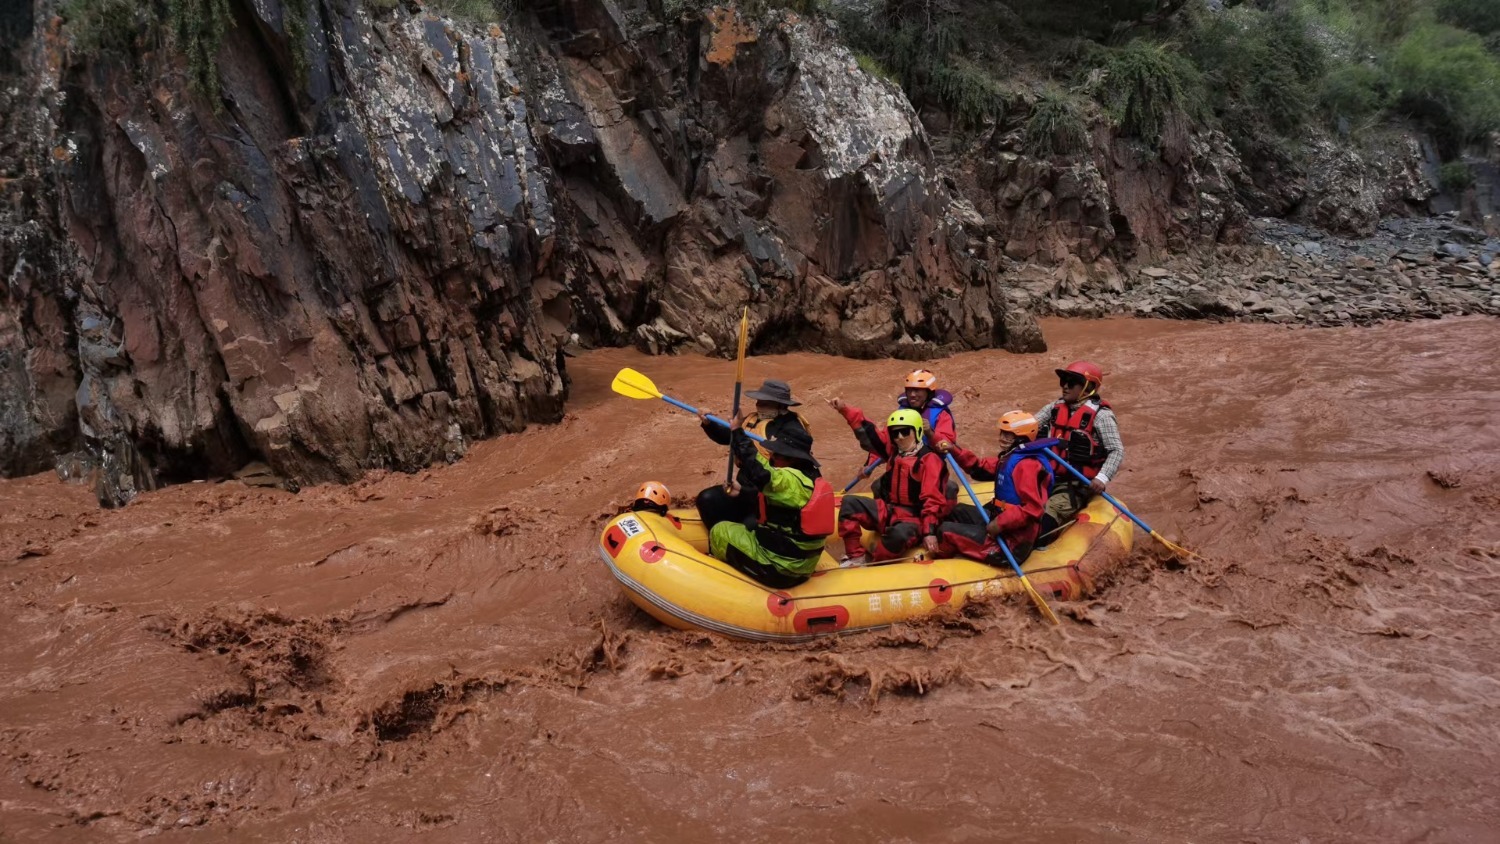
[881,445,944,512]
[757,475,836,557]
[1047,398,1112,478]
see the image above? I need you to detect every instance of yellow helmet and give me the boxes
[996,411,1038,440]
[903,369,937,389]
[887,408,925,432]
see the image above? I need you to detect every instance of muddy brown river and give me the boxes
[2,317,1498,842]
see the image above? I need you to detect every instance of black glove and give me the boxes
[732,432,758,462]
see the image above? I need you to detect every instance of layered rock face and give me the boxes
[533,3,1033,357]
[0,0,1033,503]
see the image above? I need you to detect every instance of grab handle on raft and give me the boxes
[1037,450,1201,561]
[945,453,1060,626]
[611,367,765,442]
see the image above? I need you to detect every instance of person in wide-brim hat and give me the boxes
[705,422,828,589]
[760,427,819,468]
[695,377,814,529]
[743,379,801,407]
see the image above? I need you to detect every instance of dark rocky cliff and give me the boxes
[0,0,1037,503]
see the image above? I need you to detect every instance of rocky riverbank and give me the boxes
[1024,212,1500,326]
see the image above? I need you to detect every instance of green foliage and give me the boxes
[168,0,235,101]
[1007,0,1191,42]
[836,5,1010,129]
[1319,61,1389,119]
[1023,90,1090,156]
[61,0,146,57]
[854,52,894,82]
[427,0,500,22]
[285,0,310,86]
[1185,6,1324,141]
[367,0,401,9]
[1435,0,1500,36]
[928,59,1008,127]
[1389,23,1500,149]
[1092,40,1202,143]
[1439,160,1474,192]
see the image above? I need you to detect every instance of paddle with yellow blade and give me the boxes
[725,307,750,487]
[1040,451,1203,562]
[946,453,1061,625]
[610,367,765,443]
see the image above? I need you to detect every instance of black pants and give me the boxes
[935,503,1033,565]
[697,484,757,531]
[722,543,810,589]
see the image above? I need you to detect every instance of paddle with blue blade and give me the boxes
[945,453,1061,625]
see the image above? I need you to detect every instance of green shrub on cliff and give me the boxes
[1439,160,1474,192]
[1319,61,1390,122]
[1389,23,1500,150]
[61,0,146,57]
[168,0,234,101]
[427,0,501,23]
[1091,40,1202,145]
[63,0,236,103]
[1023,90,1090,156]
[1186,6,1324,140]
[836,4,1012,129]
[1435,0,1500,37]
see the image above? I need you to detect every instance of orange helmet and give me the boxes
[1056,360,1103,394]
[997,411,1039,440]
[904,369,937,390]
[634,481,671,509]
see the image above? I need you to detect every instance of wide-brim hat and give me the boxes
[762,429,818,466]
[744,379,801,406]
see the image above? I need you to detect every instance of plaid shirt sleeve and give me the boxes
[1094,408,1125,484]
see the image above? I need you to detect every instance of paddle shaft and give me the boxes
[655,395,766,442]
[1038,451,1154,536]
[727,308,750,485]
[726,380,743,483]
[842,458,885,493]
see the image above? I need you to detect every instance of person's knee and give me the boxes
[709,522,742,559]
[886,522,919,546]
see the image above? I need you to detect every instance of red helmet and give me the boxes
[1055,360,1103,393]
[903,369,937,390]
[634,481,670,509]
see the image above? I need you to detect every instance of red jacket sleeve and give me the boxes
[951,445,1000,482]
[930,407,957,447]
[917,451,949,535]
[991,458,1049,535]
[839,404,891,457]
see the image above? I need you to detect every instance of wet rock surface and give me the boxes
[1024,213,1500,326]
[0,0,1032,502]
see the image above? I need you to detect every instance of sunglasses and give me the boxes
[890,427,917,439]
[1059,377,1085,389]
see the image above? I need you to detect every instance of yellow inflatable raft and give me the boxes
[597,487,1133,641]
